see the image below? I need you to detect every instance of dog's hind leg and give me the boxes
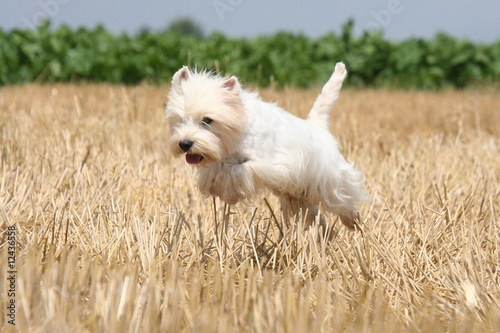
[278,195,334,239]
[339,210,362,231]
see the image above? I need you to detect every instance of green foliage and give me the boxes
[165,17,204,38]
[0,20,499,89]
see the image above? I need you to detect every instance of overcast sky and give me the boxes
[1,1,499,42]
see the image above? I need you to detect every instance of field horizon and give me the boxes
[0,83,499,332]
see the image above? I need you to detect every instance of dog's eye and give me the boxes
[202,117,213,125]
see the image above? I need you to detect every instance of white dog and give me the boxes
[166,62,368,231]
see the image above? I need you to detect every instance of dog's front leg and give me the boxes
[199,160,256,204]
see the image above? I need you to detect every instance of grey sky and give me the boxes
[1,1,499,42]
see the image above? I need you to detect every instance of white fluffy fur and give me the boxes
[166,63,368,231]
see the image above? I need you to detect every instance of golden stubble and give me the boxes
[0,83,499,332]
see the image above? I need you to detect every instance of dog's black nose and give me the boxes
[179,140,194,152]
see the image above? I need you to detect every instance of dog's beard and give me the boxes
[168,131,223,166]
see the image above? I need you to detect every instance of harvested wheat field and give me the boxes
[0,83,499,332]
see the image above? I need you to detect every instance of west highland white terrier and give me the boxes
[166,62,368,232]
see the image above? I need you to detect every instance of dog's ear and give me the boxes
[171,66,190,94]
[222,76,240,93]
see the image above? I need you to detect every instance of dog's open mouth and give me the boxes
[186,153,204,165]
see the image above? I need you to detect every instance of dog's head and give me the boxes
[165,67,247,166]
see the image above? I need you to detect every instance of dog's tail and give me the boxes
[307,62,348,129]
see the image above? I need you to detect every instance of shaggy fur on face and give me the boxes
[166,63,368,233]
[166,67,246,165]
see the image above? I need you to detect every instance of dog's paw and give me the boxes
[340,211,361,231]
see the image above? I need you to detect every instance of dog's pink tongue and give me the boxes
[186,154,203,165]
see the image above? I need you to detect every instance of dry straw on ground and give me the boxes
[0,83,499,332]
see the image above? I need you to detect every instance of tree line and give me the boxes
[1,20,498,89]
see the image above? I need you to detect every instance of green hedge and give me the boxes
[1,21,499,89]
